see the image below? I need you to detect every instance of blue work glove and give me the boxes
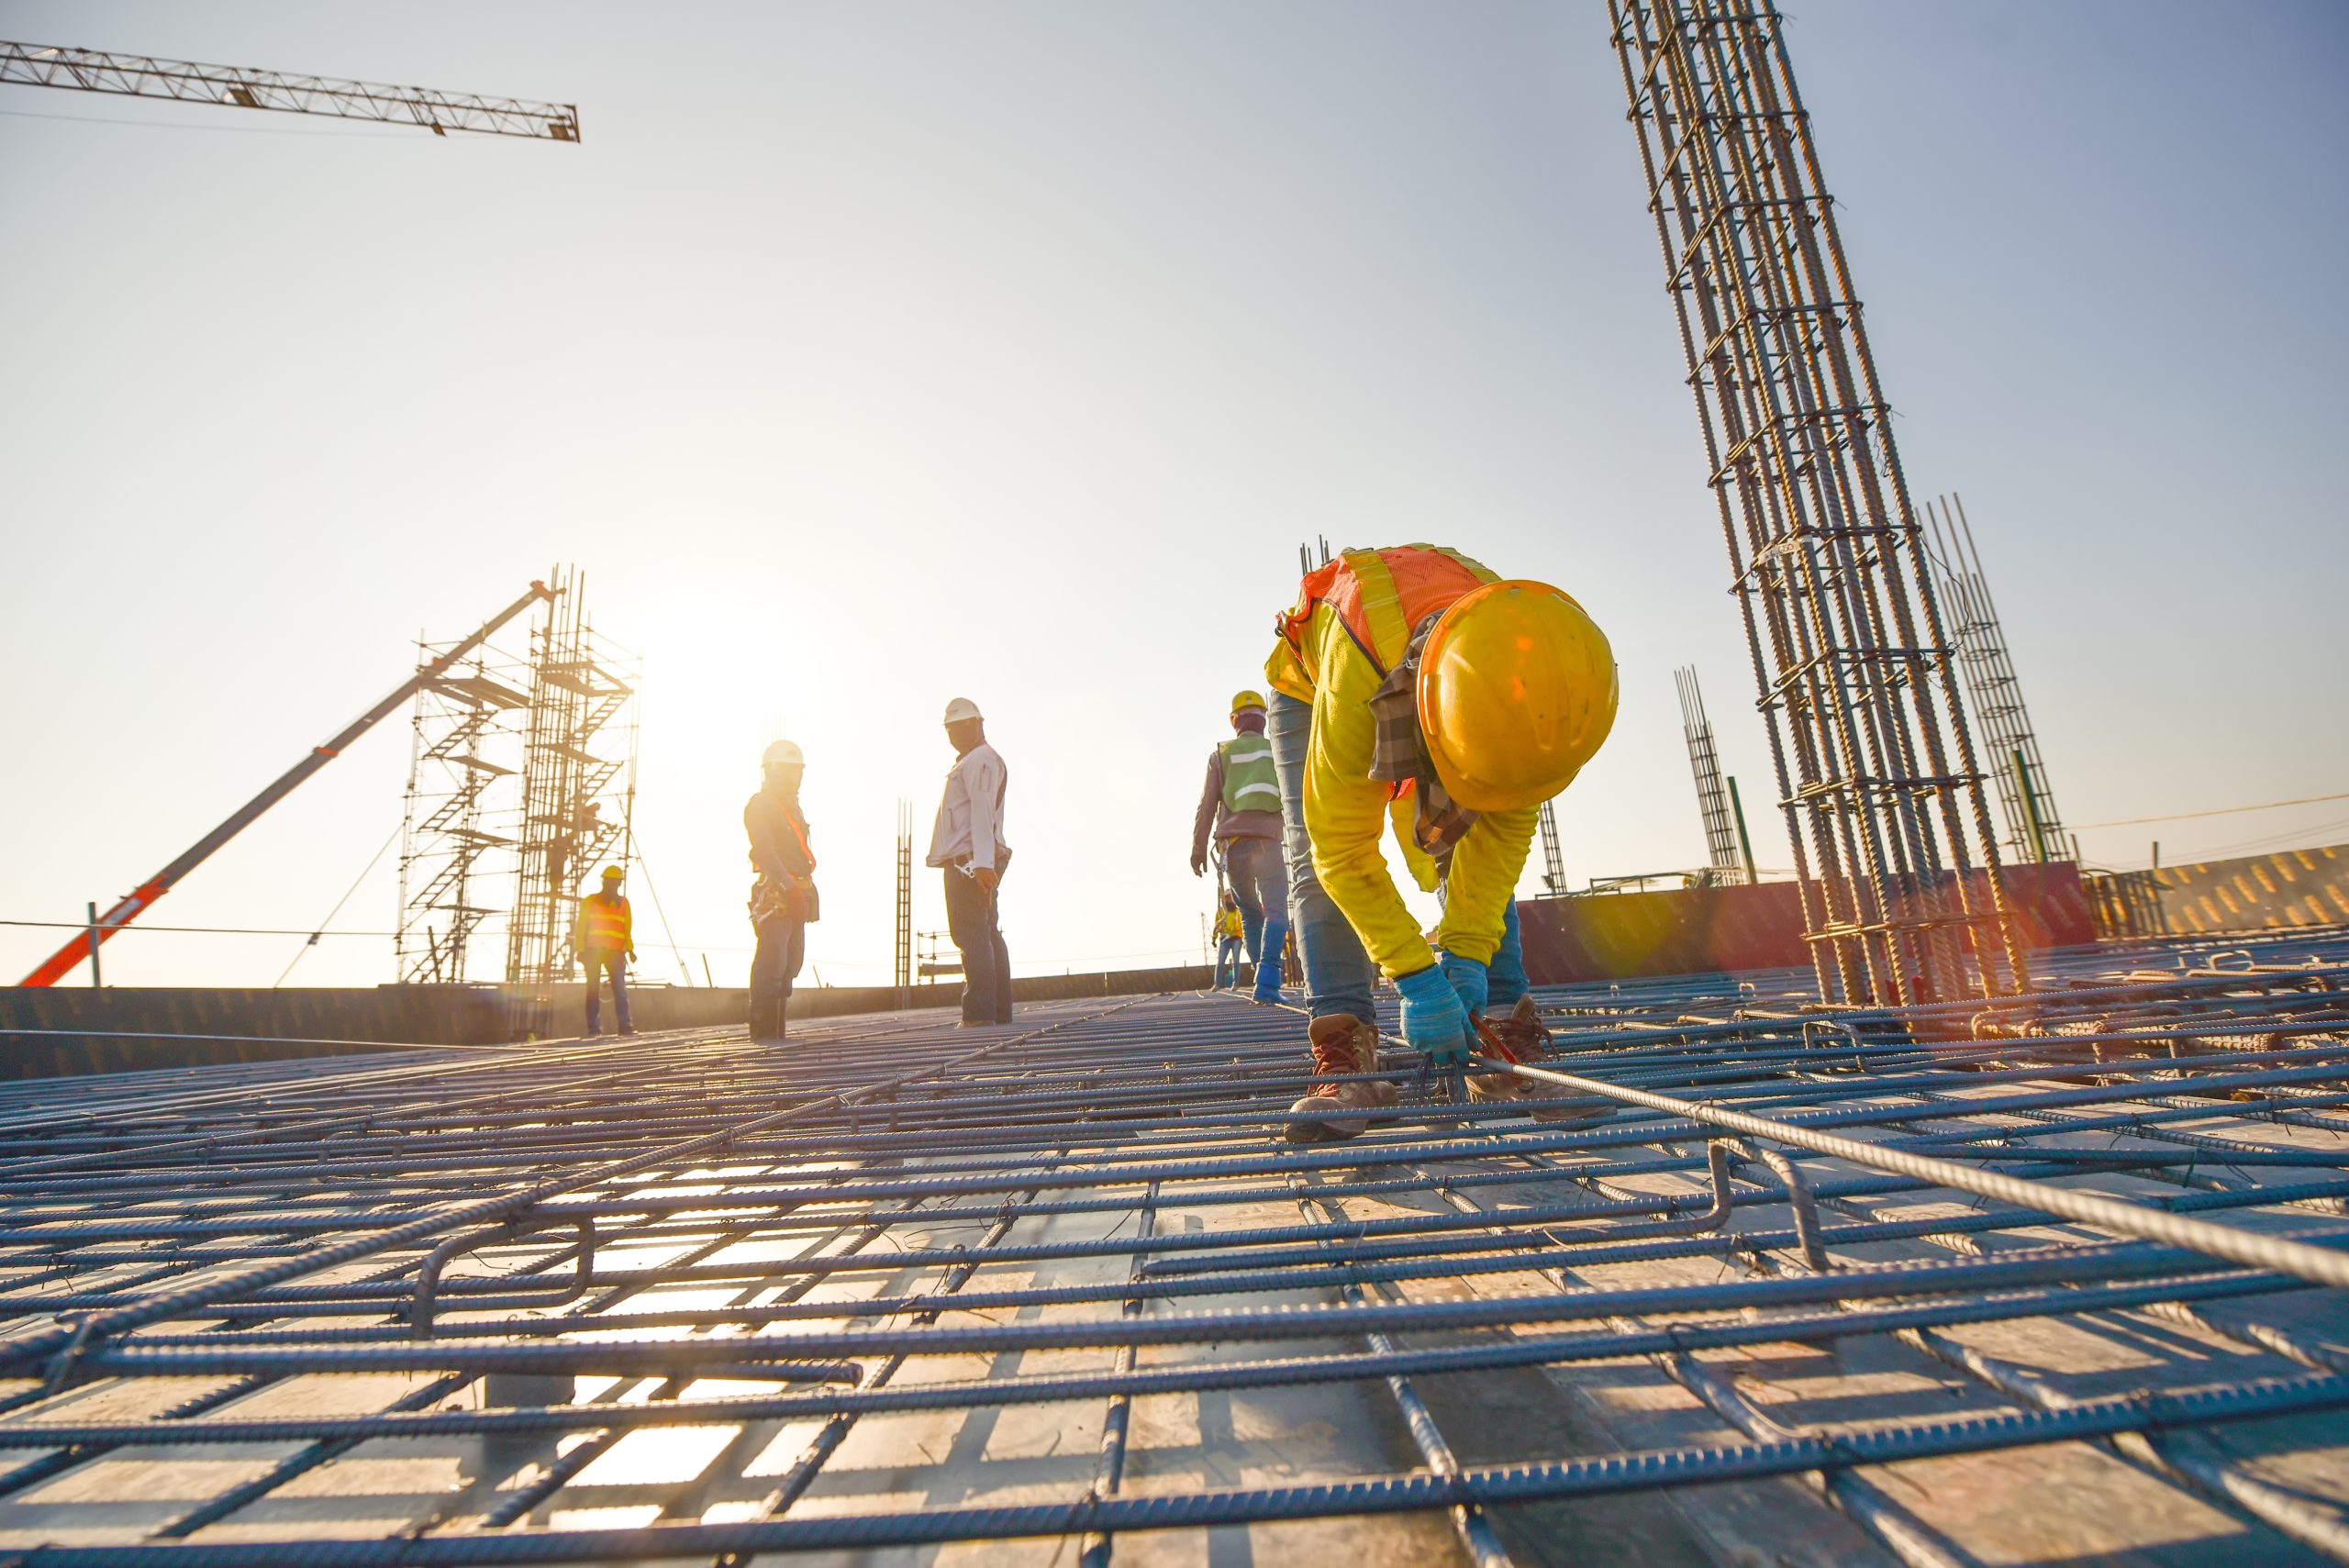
[1438,952,1489,1019]
[1395,964,1471,1066]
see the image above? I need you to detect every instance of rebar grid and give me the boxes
[1611,0,2025,1006]
[0,932,2340,1562]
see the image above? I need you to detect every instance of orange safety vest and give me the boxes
[1272,545,1497,691]
[575,891,631,952]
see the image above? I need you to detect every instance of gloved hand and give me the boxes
[1395,964,1471,1065]
[1438,952,1488,1018]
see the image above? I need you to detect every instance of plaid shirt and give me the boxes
[1365,613,1479,862]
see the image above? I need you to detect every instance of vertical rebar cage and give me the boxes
[1610,0,2026,1005]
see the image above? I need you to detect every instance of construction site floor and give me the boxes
[0,931,2343,1565]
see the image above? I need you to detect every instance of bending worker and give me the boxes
[572,865,636,1039]
[927,697,1013,1027]
[1264,545,1617,1141]
[745,740,818,1044]
[1189,689,1288,1004]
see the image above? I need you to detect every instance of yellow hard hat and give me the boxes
[601,865,625,882]
[1230,689,1266,714]
[1417,580,1617,812]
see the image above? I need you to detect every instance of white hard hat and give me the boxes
[763,739,805,768]
[942,697,984,725]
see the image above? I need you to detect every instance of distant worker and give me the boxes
[745,740,818,1044]
[1190,690,1288,1004]
[1211,893,1244,990]
[926,697,1013,1027]
[1264,546,1618,1141]
[572,865,636,1039]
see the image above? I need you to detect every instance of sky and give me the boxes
[4,1,2344,992]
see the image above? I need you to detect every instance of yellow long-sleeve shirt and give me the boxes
[1265,597,1535,979]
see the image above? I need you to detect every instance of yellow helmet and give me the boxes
[601,865,625,882]
[1417,580,1617,811]
[1230,689,1266,714]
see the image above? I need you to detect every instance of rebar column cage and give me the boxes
[1675,665,1745,884]
[1920,493,2072,864]
[1611,0,2026,1006]
[504,568,640,1025]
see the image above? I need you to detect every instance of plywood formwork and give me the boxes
[0,931,2340,1563]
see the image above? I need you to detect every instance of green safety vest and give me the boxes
[1219,734,1281,817]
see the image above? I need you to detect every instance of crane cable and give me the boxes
[273,821,405,988]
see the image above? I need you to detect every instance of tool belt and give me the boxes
[750,874,818,926]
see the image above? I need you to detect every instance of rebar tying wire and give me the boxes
[0,932,2336,1562]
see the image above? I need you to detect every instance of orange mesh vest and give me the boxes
[1276,546,1497,684]
[577,893,630,951]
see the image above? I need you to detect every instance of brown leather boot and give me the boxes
[1285,1014,1398,1143]
[1469,995,1609,1127]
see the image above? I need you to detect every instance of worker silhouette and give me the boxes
[572,866,635,1038]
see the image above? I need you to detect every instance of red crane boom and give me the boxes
[18,581,556,987]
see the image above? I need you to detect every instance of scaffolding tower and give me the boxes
[393,647,529,984]
[1921,493,2072,864]
[895,798,914,1008]
[504,570,640,1029]
[1535,800,1567,895]
[1612,0,2024,1005]
[1675,666,1746,884]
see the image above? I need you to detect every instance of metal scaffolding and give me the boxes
[0,930,2339,1561]
[503,570,640,1034]
[896,797,915,1007]
[394,644,529,984]
[1612,0,2023,1005]
[1922,492,2073,864]
[1536,799,1568,895]
[1675,665,1746,884]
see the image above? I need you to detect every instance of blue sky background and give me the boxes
[4,1,2343,989]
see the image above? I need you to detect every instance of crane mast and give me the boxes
[0,39,578,141]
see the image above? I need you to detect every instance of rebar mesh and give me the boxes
[0,930,2343,1562]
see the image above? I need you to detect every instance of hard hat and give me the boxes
[942,696,984,725]
[1417,580,1618,812]
[1230,689,1266,714]
[763,739,805,769]
[600,864,625,882]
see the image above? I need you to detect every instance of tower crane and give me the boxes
[1,39,577,141]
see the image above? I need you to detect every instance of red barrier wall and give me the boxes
[1517,862,2092,986]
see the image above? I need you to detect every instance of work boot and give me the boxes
[1285,1015,1397,1144]
[1468,995,1609,1128]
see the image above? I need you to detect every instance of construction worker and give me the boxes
[1190,690,1288,1004]
[926,697,1012,1027]
[573,865,636,1038]
[1212,893,1245,989]
[745,740,818,1044]
[1264,546,1617,1141]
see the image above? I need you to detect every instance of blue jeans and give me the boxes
[1433,884,1529,1011]
[1221,836,1287,961]
[1214,936,1243,988]
[1267,690,1376,1023]
[582,951,630,1034]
